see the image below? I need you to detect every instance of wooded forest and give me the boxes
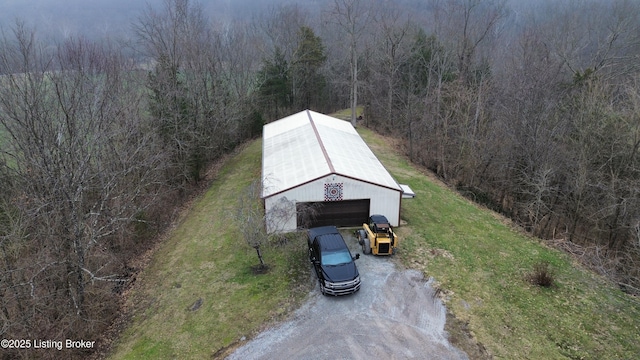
[1,0,639,358]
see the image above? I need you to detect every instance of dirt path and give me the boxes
[227,232,468,360]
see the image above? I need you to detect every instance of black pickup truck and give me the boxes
[307,226,361,296]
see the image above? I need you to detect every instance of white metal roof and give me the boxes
[400,184,416,198]
[262,109,402,198]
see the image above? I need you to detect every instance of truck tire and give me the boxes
[362,238,371,255]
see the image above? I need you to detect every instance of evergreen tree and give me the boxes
[258,47,291,120]
[291,26,327,110]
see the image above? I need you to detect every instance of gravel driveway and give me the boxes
[227,231,468,360]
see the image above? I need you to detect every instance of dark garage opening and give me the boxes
[297,199,370,228]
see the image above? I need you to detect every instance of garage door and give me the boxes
[297,199,370,228]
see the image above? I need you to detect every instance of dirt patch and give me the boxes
[250,264,271,275]
[445,312,492,360]
[226,231,470,360]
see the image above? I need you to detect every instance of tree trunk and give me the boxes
[255,246,265,266]
[351,38,358,128]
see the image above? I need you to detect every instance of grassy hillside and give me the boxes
[108,124,640,359]
[359,128,640,359]
[107,140,312,359]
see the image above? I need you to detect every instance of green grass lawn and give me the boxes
[359,127,640,359]
[108,122,640,360]
[330,106,363,120]
[107,140,312,359]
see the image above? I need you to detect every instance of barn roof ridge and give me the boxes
[261,109,401,198]
[306,109,336,174]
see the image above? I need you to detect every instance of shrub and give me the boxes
[528,261,555,288]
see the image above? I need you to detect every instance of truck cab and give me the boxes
[308,226,361,296]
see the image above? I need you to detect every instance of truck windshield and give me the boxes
[321,249,352,266]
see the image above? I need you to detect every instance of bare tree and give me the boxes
[366,3,412,130]
[234,181,269,268]
[135,0,244,184]
[430,0,506,83]
[543,0,640,84]
[0,22,165,347]
[294,202,322,230]
[233,180,298,269]
[328,0,372,127]
[252,4,309,64]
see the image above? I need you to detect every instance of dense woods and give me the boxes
[0,0,639,358]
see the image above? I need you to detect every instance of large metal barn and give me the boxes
[261,110,403,233]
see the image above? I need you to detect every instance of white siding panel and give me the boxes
[264,195,297,234]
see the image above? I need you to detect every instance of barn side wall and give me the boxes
[264,174,401,233]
